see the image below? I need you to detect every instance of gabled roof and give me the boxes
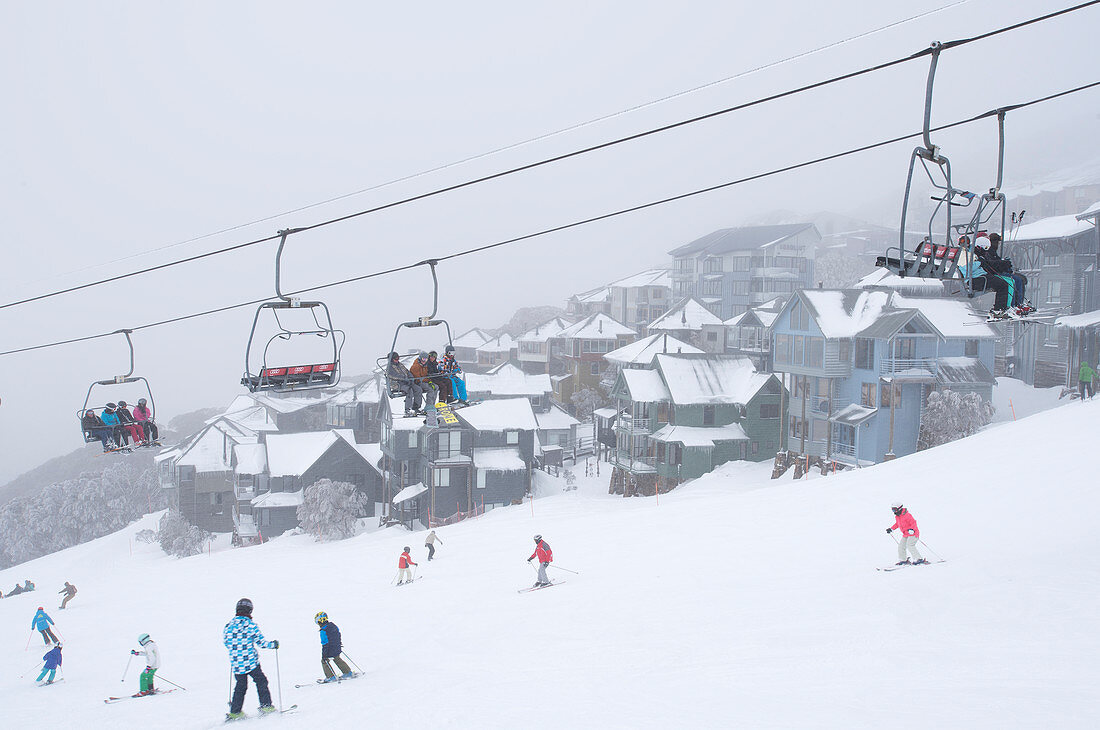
[607,268,672,289]
[570,286,611,303]
[796,290,891,338]
[466,364,552,396]
[264,429,360,477]
[518,317,574,343]
[724,310,778,329]
[452,328,493,348]
[327,377,383,405]
[887,293,996,339]
[1077,201,1100,221]
[534,405,581,430]
[556,312,636,340]
[650,423,749,446]
[854,268,947,295]
[476,333,516,353]
[1010,213,1094,241]
[620,369,671,402]
[654,354,772,405]
[936,357,995,386]
[647,298,723,332]
[855,309,937,340]
[668,224,816,256]
[457,397,538,431]
[233,444,268,475]
[604,333,703,366]
[175,422,241,472]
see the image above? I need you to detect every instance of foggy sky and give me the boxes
[1,0,1097,484]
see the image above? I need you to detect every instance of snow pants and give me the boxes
[39,627,58,645]
[88,428,112,450]
[449,375,467,402]
[401,382,424,413]
[898,535,923,562]
[321,655,351,678]
[971,275,1010,311]
[426,543,436,560]
[36,667,56,683]
[230,665,272,714]
[537,561,551,585]
[138,420,159,442]
[1079,381,1094,399]
[140,666,156,692]
[398,567,414,583]
[60,592,75,609]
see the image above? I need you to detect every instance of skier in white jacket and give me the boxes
[131,633,161,695]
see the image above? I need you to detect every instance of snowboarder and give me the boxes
[314,612,353,682]
[387,351,424,417]
[58,582,77,610]
[131,633,160,695]
[886,503,927,565]
[223,597,279,720]
[424,530,443,561]
[36,643,62,685]
[1078,361,1095,400]
[31,607,58,645]
[441,346,469,405]
[132,397,159,444]
[397,547,417,584]
[81,409,115,451]
[527,535,554,587]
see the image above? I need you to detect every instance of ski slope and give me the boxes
[2,399,1098,729]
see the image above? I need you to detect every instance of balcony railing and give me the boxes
[610,452,658,472]
[235,486,256,501]
[881,357,938,376]
[617,415,650,433]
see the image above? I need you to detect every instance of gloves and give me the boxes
[527,557,533,562]
[271,640,280,649]
[907,529,916,536]
[886,528,892,534]
[131,650,139,655]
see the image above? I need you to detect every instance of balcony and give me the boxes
[880,358,938,379]
[617,415,650,433]
[611,452,658,473]
[235,486,256,502]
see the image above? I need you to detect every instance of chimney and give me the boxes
[598,319,603,334]
[662,333,668,354]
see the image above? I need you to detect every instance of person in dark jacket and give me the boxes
[36,644,62,684]
[387,352,424,416]
[426,351,453,403]
[59,582,77,610]
[81,410,115,451]
[116,401,145,445]
[977,233,1031,313]
[314,612,353,682]
[409,352,438,407]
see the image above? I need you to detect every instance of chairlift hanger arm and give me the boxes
[273,227,307,303]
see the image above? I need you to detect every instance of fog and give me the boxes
[1,0,1097,483]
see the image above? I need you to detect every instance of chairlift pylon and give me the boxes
[242,229,345,393]
[78,329,156,449]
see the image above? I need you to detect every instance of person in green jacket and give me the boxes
[1079,361,1096,400]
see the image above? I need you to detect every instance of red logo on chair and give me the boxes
[288,365,312,375]
[261,368,287,378]
[312,363,336,373]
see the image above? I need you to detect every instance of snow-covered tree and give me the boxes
[570,387,605,421]
[815,251,875,289]
[297,479,366,540]
[917,389,996,451]
[157,509,210,558]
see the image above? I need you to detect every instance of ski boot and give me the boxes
[321,675,338,683]
[895,559,912,566]
[340,671,355,680]
[912,558,929,565]
[225,712,245,722]
[258,705,278,715]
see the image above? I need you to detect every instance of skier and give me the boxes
[115,401,145,445]
[31,607,59,645]
[1078,360,1096,400]
[223,597,279,720]
[424,530,443,561]
[958,238,1011,318]
[314,612,353,682]
[426,351,453,404]
[131,633,160,695]
[58,582,77,610]
[527,535,554,587]
[397,547,418,585]
[36,643,62,685]
[132,397,159,444]
[100,404,129,447]
[886,503,927,566]
[81,409,115,451]
[441,346,469,405]
[410,352,438,407]
[387,351,424,417]
[984,233,1033,313]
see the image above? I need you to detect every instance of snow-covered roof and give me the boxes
[154,447,181,465]
[647,298,723,332]
[251,489,303,509]
[1077,201,1100,221]
[534,405,581,431]
[392,483,427,505]
[387,397,424,430]
[607,268,672,290]
[604,333,703,366]
[175,424,237,472]
[1057,309,1100,329]
[517,317,574,344]
[1010,214,1094,241]
[888,293,996,339]
[220,404,280,432]
[799,290,891,338]
[937,357,995,386]
[353,442,384,475]
[457,397,538,431]
[327,377,383,406]
[593,407,618,420]
[476,333,516,353]
[621,368,671,402]
[723,310,778,328]
[556,312,636,340]
[264,429,358,477]
[854,268,947,294]
[668,224,816,256]
[828,404,877,426]
[571,286,611,303]
[234,444,267,475]
[473,447,526,471]
[452,328,493,348]
[650,423,748,446]
[465,364,552,396]
[654,355,771,405]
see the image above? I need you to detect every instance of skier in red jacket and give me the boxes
[886,503,927,565]
[527,535,553,587]
[397,547,417,585]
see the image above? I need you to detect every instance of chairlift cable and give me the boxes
[0,1,1095,312]
[1,78,1096,359]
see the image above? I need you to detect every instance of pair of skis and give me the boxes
[104,688,177,703]
[225,705,298,722]
[517,580,565,593]
[294,672,361,689]
[877,559,947,572]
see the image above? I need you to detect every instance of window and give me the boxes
[881,383,901,408]
[855,339,874,369]
[1046,280,1062,304]
[1043,252,1059,266]
[837,339,851,364]
[792,335,804,365]
[703,405,715,426]
[965,339,979,357]
[434,468,450,488]
[704,257,723,273]
[807,337,823,368]
[730,280,750,296]
[476,470,487,489]
[652,288,665,299]
[751,441,759,455]
[703,279,722,296]
[894,338,916,360]
[706,331,718,342]
[732,255,751,271]
[407,431,418,449]
[861,383,876,408]
[591,362,600,375]
[774,334,789,364]
[436,430,462,459]
[506,431,519,445]
[760,403,779,419]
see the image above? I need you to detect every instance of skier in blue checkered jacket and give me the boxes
[223,598,279,720]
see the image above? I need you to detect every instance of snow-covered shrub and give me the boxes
[297,479,366,540]
[133,529,158,544]
[917,389,996,451]
[156,509,210,558]
[570,387,604,420]
[563,469,577,491]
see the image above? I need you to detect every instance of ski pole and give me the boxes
[340,650,364,674]
[918,539,944,561]
[25,631,33,651]
[20,661,44,679]
[121,654,134,682]
[274,646,284,712]
[156,674,187,691]
[390,570,399,585]
[549,564,580,575]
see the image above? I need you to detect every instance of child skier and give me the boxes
[886,503,927,565]
[31,607,58,645]
[424,530,443,561]
[441,346,468,405]
[397,547,418,585]
[314,612,353,682]
[131,633,161,695]
[527,535,554,587]
[36,644,62,685]
[58,582,77,610]
[223,598,279,720]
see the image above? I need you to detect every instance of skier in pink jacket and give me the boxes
[886,503,927,565]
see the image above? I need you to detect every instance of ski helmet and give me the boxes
[105,402,117,410]
[418,351,428,359]
[138,397,147,406]
[314,612,328,626]
[891,502,904,514]
[403,546,411,552]
[118,400,128,408]
[533,534,542,542]
[445,345,455,354]
[235,597,254,617]
[390,351,400,361]
[138,633,151,645]
[974,236,991,250]
[38,606,43,611]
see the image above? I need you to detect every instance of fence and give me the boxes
[428,499,486,529]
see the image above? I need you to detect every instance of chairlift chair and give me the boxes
[242,229,345,393]
[78,330,156,447]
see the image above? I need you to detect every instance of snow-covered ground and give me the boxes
[991,376,1067,422]
[3,401,1099,728]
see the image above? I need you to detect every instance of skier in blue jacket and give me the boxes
[100,404,129,447]
[36,644,62,684]
[223,598,279,720]
[31,607,59,645]
[315,612,353,682]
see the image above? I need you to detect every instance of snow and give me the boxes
[475,333,515,354]
[1010,213,1094,241]
[800,289,890,338]
[650,423,748,446]
[451,328,492,348]
[264,430,356,477]
[1077,201,1100,220]
[387,397,423,429]
[517,317,574,344]
[533,405,580,430]
[854,268,947,293]
[232,444,267,475]
[352,443,384,475]
[391,483,427,504]
[646,297,723,332]
[604,333,702,366]
[472,448,526,471]
[592,407,617,420]
[456,397,538,431]
[620,368,671,402]
[1056,309,1100,329]
[991,377,1066,422]
[174,426,234,472]
[570,285,611,304]
[606,268,671,289]
[465,364,551,396]
[889,293,996,338]
[654,354,770,404]
[828,403,877,425]
[5,401,1100,728]
[250,489,303,508]
[555,312,636,340]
